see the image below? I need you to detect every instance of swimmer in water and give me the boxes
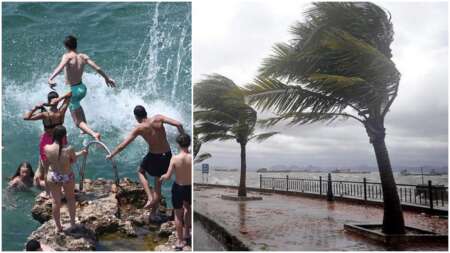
[8,162,35,191]
[48,35,116,141]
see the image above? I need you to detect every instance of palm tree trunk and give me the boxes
[238,143,247,197]
[367,123,405,234]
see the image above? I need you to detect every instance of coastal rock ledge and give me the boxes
[27,178,191,251]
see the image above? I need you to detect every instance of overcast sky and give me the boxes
[193,1,448,169]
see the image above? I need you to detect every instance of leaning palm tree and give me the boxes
[246,2,405,234]
[195,74,278,197]
[193,126,212,164]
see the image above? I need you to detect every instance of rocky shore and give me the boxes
[27,178,191,251]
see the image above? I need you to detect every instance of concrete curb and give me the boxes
[194,211,250,251]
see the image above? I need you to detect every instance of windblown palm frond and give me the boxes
[195,74,273,145]
[301,2,394,57]
[247,2,400,125]
[194,74,279,198]
[193,126,212,164]
[195,74,279,145]
[258,111,358,127]
[246,77,348,115]
[194,153,212,164]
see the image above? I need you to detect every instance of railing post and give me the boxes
[327,173,334,201]
[286,175,289,192]
[363,177,367,202]
[260,174,262,189]
[319,176,322,195]
[428,180,434,210]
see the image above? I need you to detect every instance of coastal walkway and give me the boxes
[194,185,448,251]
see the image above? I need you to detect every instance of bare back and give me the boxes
[137,117,171,154]
[44,144,74,174]
[42,110,65,134]
[171,152,192,185]
[64,52,87,85]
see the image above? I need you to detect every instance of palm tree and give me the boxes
[195,74,278,197]
[245,2,405,234]
[193,126,212,164]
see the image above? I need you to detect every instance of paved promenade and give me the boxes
[194,185,447,251]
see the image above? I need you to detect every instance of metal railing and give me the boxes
[79,140,120,191]
[260,174,448,210]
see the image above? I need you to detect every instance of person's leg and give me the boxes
[34,160,43,188]
[174,208,184,248]
[62,176,76,228]
[36,159,51,198]
[48,181,63,232]
[183,202,191,241]
[137,168,154,208]
[70,107,101,141]
[150,176,162,217]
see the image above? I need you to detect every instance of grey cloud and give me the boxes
[194,1,448,170]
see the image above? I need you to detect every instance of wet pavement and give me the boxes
[194,186,448,251]
[193,220,226,251]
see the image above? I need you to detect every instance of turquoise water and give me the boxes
[2,2,191,250]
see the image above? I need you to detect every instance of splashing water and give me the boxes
[2,2,191,250]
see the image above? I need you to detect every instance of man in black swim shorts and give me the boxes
[108,105,184,221]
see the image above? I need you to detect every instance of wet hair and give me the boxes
[133,105,147,119]
[25,239,41,251]
[64,35,77,50]
[53,125,67,160]
[47,91,59,104]
[36,91,59,112]
[10,161,34,180]
[176,133,191,148]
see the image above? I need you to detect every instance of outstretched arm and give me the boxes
[160,158,175,182]
[107,128,139,159]
[84,55,116,88]
[157,115,184,134]
[56,92,72,115]
[75,148,88,158]
[23,104,45,121]
[68,148,87,164]
[48,55,69,88]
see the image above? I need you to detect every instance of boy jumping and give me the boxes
[48,35,116,141]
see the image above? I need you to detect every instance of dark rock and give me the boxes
[26,178,178,251]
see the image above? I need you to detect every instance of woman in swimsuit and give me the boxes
[44,125,87,232]
[23,91,71,191]
[8,161,34,191]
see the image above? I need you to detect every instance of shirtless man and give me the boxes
[48,35,116,141]
[107,105,184,220]
[160,133,192,250]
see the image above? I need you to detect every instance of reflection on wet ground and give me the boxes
[194,186,448,251]
[193,220,226,251]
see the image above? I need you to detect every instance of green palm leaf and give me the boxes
[194,153,212,164]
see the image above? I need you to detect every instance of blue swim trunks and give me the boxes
[69,82,87,111]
